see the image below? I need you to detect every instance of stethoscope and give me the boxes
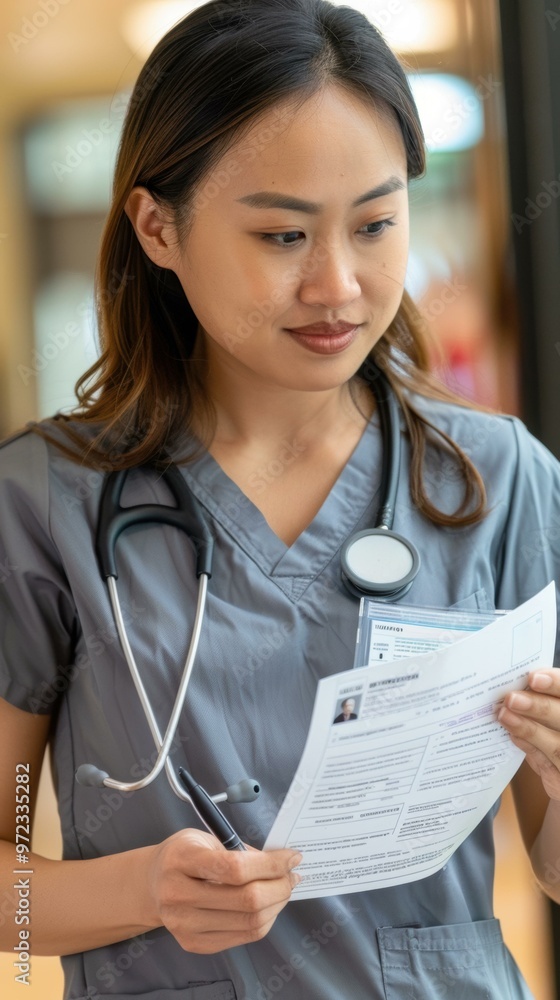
[75,362,420,811]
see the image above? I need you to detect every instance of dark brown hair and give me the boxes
[32,0,488,527]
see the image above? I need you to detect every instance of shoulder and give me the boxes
[408,394,559,476]
[0,425,47,460]
[0,418,104,467]
[408,393,513,442]
[0,419,103,518]
[0,426,51,506]
[406,396,560,534]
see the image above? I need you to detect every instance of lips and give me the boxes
[286,322,360,336]
[284,325,360,356]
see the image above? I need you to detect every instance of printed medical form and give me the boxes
[264,582,557,900]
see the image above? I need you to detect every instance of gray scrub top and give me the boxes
[1,396,560,1000]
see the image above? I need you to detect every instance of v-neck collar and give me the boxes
[177,415,382,600]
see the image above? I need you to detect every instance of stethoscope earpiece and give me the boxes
[75,764,110,788]
[76,762,261,806]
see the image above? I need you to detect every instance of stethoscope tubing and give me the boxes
[102,570,209,799]
[78,363,419,805]
[367,364,401,531]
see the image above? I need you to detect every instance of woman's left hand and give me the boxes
[499,669,560,801]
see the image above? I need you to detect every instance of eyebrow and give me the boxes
[236,176,406,214]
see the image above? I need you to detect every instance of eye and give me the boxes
[259,220,397,247]
[360,220,397,238]
[260,231,304,247]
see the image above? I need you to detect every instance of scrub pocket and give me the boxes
[83,983,237,1000]
[377,919,533,1000]
[449,588,492,612]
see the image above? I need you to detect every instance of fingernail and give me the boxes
[290,852,303,866]
[290,872,303,886]
[531,672,553,690]
[508,692,532,710]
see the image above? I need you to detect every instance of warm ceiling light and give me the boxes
[121,1,206,59]
[122,0,458,60]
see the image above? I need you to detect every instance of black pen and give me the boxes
[177,766,247,851]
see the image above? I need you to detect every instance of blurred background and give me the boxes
[0,0,559,996]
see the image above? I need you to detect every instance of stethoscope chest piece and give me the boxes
[341,528,421,600]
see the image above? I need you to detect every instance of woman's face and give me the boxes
[166,83,410,396]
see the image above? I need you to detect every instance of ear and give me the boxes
[124,187,180,270]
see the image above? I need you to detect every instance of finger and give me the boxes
[172,919,279,955]
[498,705,560,762]
[183,885,297,934]
[528,669,560,694]
[501,687,560,731]
[183,869,301,913]
[181,843,303,886]
[160,874,299,954]
[506,734,560,799]
[503,730,552,765]
[508,734,556,771]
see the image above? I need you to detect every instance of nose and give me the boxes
[296,237,362,310]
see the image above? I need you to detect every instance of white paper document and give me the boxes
[264,582,557,899]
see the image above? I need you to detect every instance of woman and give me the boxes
[1,1,560,997]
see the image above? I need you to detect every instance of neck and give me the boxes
[193,353,374,452]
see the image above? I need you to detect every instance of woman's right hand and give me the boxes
[146,828,303,953]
